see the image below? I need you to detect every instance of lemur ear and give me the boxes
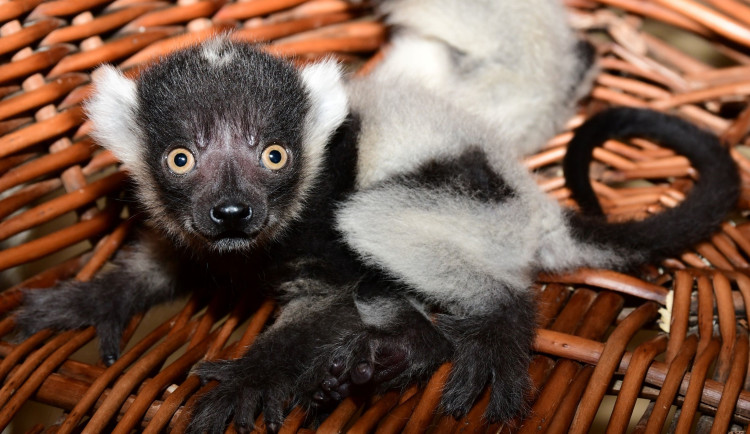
[84,65,145,175]
[299,59,349,155]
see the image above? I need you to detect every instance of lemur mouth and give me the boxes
[189,224,259,247]
[189,215,268,251]
[209,231,260,252]
[215,230,258,241]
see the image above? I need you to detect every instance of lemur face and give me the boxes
[85,38,348,253]
[135,42,310,252]
[154,136,294,252]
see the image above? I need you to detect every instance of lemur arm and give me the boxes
[15,230,182,364]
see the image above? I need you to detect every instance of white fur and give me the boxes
[84,66,184,244]
[201,35,236,65]
[355,296,407,328]
[346,76,475,188]
[338,176,623,315]
[85,66,149,179]
[85,66,142,169]
[337,0,601,312]
[350,0,590,186]
[299,60,349,181]
[339,188,533,313]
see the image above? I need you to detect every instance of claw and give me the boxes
[313,390,328,403]
[236,425,252,434]
[266,422,281,434]
[102,355,117,367]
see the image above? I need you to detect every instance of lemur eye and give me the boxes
[167,148,195,174]
[261,144,288,170]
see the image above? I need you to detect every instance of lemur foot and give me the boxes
[436,292,536,423]
[438,332,530,422]
[313,333,408,405]
[313,315,452,405]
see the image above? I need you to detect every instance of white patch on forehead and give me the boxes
[201,37,236,66]
[209,121,237,149]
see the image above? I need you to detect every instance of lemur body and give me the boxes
[15,0,739,432]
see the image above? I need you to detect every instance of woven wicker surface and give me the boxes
[1,0,750,432]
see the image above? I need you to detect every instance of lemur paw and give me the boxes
[15,288,126,364]
[313,358,353,405]
[187,359,286,434]
[188,328,341,433]
[189,359,298,434]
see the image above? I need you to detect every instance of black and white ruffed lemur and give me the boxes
[15,0,739,432]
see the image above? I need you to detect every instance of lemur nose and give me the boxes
[210,203,252,228]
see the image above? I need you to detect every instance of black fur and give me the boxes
[190,278,452,433]
[564,107,740,265]
[437,290,536,421]
[190,292,364,433]
[266,116,362,280]
[569,39,597,99]
[395,148,515,202]
[314,281,453,400]
[16,235,184,363]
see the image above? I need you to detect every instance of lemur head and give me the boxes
[85,38,348,253]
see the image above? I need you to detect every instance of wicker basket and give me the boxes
[2,0,750,432]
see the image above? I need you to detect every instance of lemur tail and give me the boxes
[564,107,740,268]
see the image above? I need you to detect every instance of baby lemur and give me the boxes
[16,0,738,432]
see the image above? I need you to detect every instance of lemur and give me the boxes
[15,0,739,432]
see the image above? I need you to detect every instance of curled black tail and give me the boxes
[564,107,740,267]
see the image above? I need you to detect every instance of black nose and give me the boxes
[210,203,252,229]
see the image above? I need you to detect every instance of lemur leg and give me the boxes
[15,231,181,364]
[337,150,541,422]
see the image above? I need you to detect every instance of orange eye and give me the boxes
[261,144,288,170]
[167,148,195,174]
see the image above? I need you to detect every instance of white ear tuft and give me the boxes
[299,59,349,154]
[84,65,144,172]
